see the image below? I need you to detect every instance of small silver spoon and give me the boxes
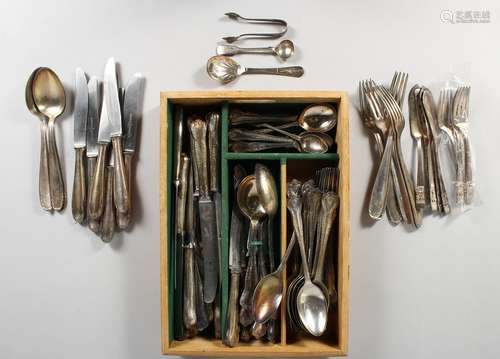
[207,56,304,84]
[217,40,295,61]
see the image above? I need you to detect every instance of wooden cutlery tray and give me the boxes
[160,91,350,356]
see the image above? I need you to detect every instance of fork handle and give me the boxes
[369,134,393,220]
[415,139,426,208]
[463,134,474,204]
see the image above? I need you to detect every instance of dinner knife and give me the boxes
[188,118,218,304]
[104,57,129,215]
[86,76,101,233]
[117,74,144,229]
[223,165,246,347]
[72,68,88,223]
[88,74,110,220]
[207,112,221,271]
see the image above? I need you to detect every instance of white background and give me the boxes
[1,0,500,358]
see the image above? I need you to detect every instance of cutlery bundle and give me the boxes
[359,71,475,228]
[72,58,144,242]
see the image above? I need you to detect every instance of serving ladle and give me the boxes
[216,40,295,61]
[287,180,328,337]
[25,68,51,211]
[207,56,304,84]
[260,124,329,154]
[31,67,66,211]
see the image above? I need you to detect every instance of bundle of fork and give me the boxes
[437,86,473,206]
[359,72,422,228]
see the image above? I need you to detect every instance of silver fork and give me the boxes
[453,86,473,204]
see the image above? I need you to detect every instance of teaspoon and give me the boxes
[260,124,329,154]
[32,67,66,211]
[25,68,51,211]
[216,40,295,61]
[207,56,304,84]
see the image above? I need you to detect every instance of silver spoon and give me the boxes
[25,68,51,211]
[260,124,329,154]
[287,180,328,337]
[207,56,304,84]
[31,67,66,211]
[217,40,295,61]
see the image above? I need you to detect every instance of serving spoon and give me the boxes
[31,67,66,211]
[216,40,295,61]
[207,56,303,84]
[25,68,51,211]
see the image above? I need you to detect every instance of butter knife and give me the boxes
[72,68,88,223]
[188,118,218,304]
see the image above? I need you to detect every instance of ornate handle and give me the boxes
[313,193,339,282]
[369,134,393,220]
[223,272,240,347]
[39,120,51,210]
[217,44,274,56]
[231,141,297,152]
[116,153,133,229]
[230,109,295,126]
[47,119,65,211]
[88,144,107,220]
[72,147,86,223]
[207,113,220,193]
[433,145,450,213]
[100,166,115,243]
[415,139,426,207]
[239,222,259,327]
[245,66,304,77]
[183,246,197,337]
[111,137,129,214]
[86,157,100,234]
[177,155,190,234]
[188,118,208,196]
[463,133,474,204]
[426,142,438,212]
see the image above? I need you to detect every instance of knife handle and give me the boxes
[223,271,240,347]
[207,112,220,193]
[183,246,197,337]
[174,108,184,183]
[177,155,190,233]
[188,118,208,195]
[89,144,107,220]
[71,147,86,223]
[112,137,129,214]
[117,153,133,229]
[39,120,51,211]
[86,157,100,234]
[100,165,115,243]
[47,119,65,211]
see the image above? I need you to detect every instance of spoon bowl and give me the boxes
[298,104,337,133]
[237,175,267,223]
[32,68,66,119]
[207,56,242,84]
[261,124,329,154]
[297,281,328,336]
[274,40,294,60]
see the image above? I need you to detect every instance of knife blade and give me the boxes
[72,68,88,223]
[104,57,129,215]
[88,76,109,220]
[188,118,218,304]
[117,74,145,230]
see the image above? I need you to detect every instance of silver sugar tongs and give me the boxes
[223,12,287,43]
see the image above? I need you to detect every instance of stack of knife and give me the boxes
[172,110,222,340]
[72,58,144,242]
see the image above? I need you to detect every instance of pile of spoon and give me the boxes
[229,104,337,153]
[25,67,66,211]
[206,12,304,84]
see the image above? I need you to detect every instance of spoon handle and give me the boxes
[245,66,304,78]
[47,120,65,211]
[217,44,274,56]
[229,129,295,143]
[231,142,297,152]
[89,144,107,219]
[39,120,51,210]
[71,147,86,223]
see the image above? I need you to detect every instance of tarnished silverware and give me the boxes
[231,141,298,152]
[207,56,304,84]
[222,12,287,43]
[184,163,197,337]
[260,124,331,153]
[100,157,115,243]
[26,68,51,211]
[31,67,66,211]
[409,86,426,208]
[217,40,294,60]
